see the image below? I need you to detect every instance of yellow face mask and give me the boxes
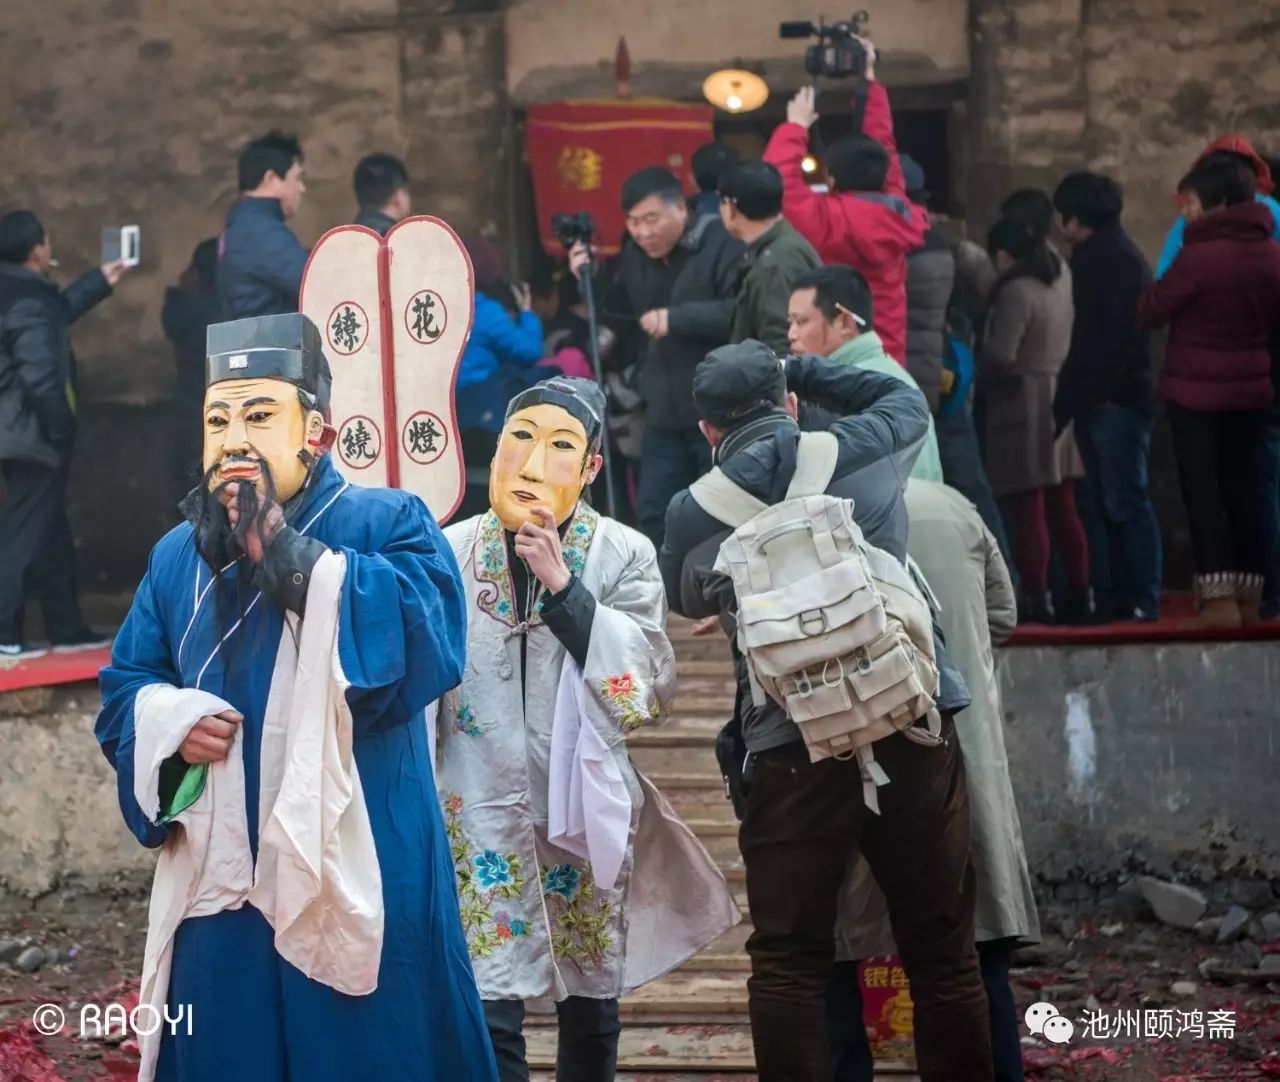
[201,377,325,503]
[489,403,597,531]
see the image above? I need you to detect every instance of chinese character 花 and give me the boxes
[411,293,443,342]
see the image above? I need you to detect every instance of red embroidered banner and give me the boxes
[525,100,714,255]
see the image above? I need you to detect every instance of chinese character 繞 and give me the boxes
[342,420,377,462]
[411,294,442,341]
[331,305,362,351]
[407,417,442,457]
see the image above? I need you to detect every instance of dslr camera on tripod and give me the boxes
[779,12,872,81]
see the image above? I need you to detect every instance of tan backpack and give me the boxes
[690,432,942,813]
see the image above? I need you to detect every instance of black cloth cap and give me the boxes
[693,340,786,427]
[206,313,333,416]
[504,376,607,452]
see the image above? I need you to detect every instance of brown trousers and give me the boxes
[740,719,993,1082]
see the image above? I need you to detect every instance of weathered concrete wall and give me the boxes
[0,686,154,897]
[998,641,1280,886]
[4,642,1276,897]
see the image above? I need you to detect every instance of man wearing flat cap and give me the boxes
[95,312,497,1081]
[659,342,993,1081]
[436,375,738,1081]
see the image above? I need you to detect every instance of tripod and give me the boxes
[576,242,619,520]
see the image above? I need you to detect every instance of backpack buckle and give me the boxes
[799,609,828,636]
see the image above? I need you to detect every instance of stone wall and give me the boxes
[4,641,1276,898]
[968,0,1280,259]
[0,0,511,593]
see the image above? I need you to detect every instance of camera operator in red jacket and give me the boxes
[764,37,927,366]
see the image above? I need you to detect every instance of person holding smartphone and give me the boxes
[0,209,130,657]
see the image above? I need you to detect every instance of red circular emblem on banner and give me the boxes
[404,290,447,345]
[336,414,381,471]
[325,300,370,356]
[401,410,449,465]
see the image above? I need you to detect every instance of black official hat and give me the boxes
[205,313,332,416]
[693,340,787,428]
[505,376,607,452]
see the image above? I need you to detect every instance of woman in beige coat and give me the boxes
[980,217,1092,624]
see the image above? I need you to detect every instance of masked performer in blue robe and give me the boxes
[95,313,498,1082]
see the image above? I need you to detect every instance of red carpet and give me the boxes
[0,646,111,694]
[1008,593,1280,646]
[0,596,1275,695]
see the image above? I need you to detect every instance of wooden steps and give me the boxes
[540,617,919,1075]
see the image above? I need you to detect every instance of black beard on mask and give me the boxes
[191,456,281,571]
[189,457,285,678]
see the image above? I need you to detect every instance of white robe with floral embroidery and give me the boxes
[435,505,739,1001]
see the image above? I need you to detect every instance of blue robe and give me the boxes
[96,456,498,1082]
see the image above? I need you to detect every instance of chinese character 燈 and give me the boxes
[407,417,442,457]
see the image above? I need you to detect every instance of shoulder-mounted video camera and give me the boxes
[779,12,872,80]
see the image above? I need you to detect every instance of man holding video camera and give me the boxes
[764,35,926,368]
[0,210,129,657]
[569,165,745,548]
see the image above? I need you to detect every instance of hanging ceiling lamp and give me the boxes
[702,69,769,114]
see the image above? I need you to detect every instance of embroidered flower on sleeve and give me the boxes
[473,850,515,890]
[599,672,650,732]
[541,863,582,901]
[444,794,464,816]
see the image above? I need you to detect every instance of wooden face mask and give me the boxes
[488,403,597,531]
[201,377,325,503]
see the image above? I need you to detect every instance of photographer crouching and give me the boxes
[569,167,745,549]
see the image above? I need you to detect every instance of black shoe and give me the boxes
[1061,587,1100,625]
[50,628,112,653]
[1019,591,1056,625]
[0,641,50,660]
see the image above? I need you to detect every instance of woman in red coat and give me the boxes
[1139,158,1280,627]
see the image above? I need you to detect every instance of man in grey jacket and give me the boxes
[659,342,992,1082]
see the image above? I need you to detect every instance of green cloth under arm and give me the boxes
[829,333,944,483]
[157,755,207,823]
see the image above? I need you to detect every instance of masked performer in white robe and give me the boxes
[95,313,497,1082]
[435,376,739,1082]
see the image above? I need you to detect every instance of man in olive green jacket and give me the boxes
[720,160,821,356]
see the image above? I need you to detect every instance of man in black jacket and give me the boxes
[1053,172,1162,621]
[0,210,127,657]
[570,166,745,547]
[352,152,411,236]
[659,342,991,1082]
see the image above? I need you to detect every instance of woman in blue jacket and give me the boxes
[1155,136,1280,278]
